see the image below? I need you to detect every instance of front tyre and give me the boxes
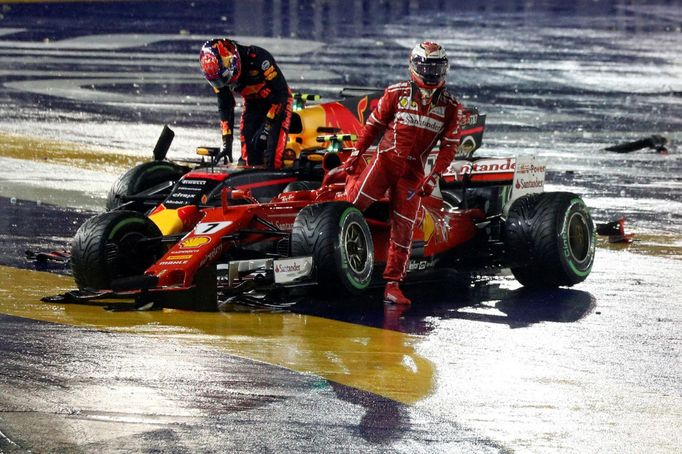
[71,211,164,290]
[106,161,189,212]
[505,192,596,288]
[291,202,374,295]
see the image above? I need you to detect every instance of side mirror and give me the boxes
[221,187,257,212]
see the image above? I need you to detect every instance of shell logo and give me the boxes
[422,211,435,243]
[180,236,211,248]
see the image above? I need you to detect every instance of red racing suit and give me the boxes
[214,40,292,169]
[346,81,463,282]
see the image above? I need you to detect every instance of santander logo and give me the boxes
[275,262,302,273]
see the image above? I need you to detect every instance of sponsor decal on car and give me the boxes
[200,243,224,268]
[158,260,188,266]
[462,113,479,126]
[273,257,313,284]
[515,179,545,190]
[183,179,207,185]
[407,259,435,272]
[168,254,194,260]
[180,236,211,248]
[442,158,516,181]
[460,158,515,174]
[510,155,546,203]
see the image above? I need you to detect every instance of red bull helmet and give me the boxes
[200,39,241,89]
[409,41,448,89]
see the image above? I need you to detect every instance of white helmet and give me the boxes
[409,41,448,89]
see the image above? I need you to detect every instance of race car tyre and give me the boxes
[291,201,374,295]
[283,180,321,192]
[106,161,189,212]
[71,210,164,290]
[505,192,595,288]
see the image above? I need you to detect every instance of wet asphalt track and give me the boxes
[0,1,681,452]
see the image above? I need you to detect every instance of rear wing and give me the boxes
[442,157,516,185]
[441,155,546,202]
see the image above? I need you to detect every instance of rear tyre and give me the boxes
[71,211,164,290]
[106,161,189,212]
[505,192,595,288]
[291,202,373,295]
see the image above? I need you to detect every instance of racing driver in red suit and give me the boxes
[200,39,292,169]
[345,41,463,305]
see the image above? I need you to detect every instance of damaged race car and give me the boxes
[52,105,596,310]
[105,88,384,213]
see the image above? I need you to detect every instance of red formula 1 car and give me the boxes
[61,109,596,310]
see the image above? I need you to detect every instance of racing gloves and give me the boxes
[419,173,440,197]
[253,120,273,154]
[344,149,363,175]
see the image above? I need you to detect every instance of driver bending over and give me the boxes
[200,38,292,169]
[345,41,463,305]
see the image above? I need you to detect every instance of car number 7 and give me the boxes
[194,221,233,234]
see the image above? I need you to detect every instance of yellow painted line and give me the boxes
[0,265,436,404]
[0,132,142,173]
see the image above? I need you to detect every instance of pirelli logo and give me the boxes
[395,112,443,133]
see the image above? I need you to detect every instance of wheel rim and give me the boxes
[107,230,150,276]
[567,212,590,264]
[344,220,369,274]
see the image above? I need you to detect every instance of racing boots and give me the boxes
[384,281,411,305]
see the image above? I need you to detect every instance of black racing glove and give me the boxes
[218,134,233,164]
[252,121,273,154]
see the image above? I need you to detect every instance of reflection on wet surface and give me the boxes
[1,247,681,452]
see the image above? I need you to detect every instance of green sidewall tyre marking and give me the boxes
[562,198,595,278]
[338,206,370,290]
[108,217,148,240]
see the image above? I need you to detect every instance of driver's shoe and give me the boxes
[384,281,411,305]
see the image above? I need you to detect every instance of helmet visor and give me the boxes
[413,59,448,83]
